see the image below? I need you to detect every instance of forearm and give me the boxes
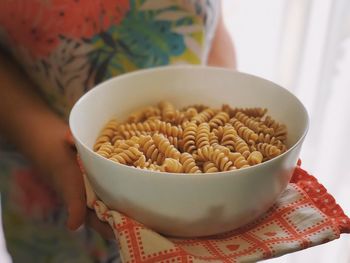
[207,14,237,69]
[0,51,67,169]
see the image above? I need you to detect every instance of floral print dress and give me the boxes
[0,0,219,262]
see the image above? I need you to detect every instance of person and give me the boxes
[0,0,236,262]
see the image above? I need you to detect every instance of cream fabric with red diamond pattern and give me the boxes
[81,161,350,263]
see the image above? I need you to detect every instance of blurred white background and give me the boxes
[222,0,350,262]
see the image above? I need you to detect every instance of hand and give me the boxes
[0,51,113,238]
[85,210,115,240]
[29,119,113,238]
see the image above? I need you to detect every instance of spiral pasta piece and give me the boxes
[191,108,216,124]
[209,111,230,129]
[257,143,281,159]
[127,108,146,123]
[196,123,210,149]
[180,153,201,173]
[109,147,143,165]
[96,142,114,158]
[273,124,288,142]
[166,136,183,151]
[138,162,162,171]
[147,163,162,171]
[113,139,140,154]
[274,141,287,153]
[153,134,181,160]
[257,133,286,152]
[209,132,219,147]
[233,136,251,159]
[213,145,230,155]
[127,105,161,123]
[143,106,161,120]
[220,124,237,151]
[182,104,208,113]
[183,122,197,154]
[159,101,177,122]
[94,119,119,151]
[197,146,234,171]
[134,155,149,168]
[247,151,263,165]
[222,105,267,118]
[184,107,198,119]
[139,135,165,165]
[203,161,219,173]
[227,152,249,169]
[111,133,124,144]
[172,110,187,125]
[257,133,273,144]
[234,112,261,133]
[211,148,234,171]
[148,120,183,138]
[161,158,183,173]
[121,130,149,139]
[118,122,154,134]
[258,124,274,136]
[263,115,284,131]
[230,118,258,143]
[249,143,257,152]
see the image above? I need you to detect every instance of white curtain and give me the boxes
[223,0,350,262]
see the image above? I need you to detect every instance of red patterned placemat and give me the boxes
[82,162,350,263]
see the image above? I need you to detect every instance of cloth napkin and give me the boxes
[79,159,350,263]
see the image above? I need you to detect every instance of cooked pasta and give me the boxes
[222,104,267,118]
[93,101,288,173]
[203,161,219,173]
[161,158,183,173]
[153,134,181,160]
[257,143,281,160]
[113,139,139,154]
[139,135,165,165]
[134,155,148,168]
[184,107,198,119]
[96,142,114,158]
[209,132,219,147]
[166,136,183,150]
[183,122,197,154]
[196,146,234,172]
[234,112,261,133]
[109,147,143,165]
[159,101,177,122]
[233,136,251,159]
[148,120,183,138]
[227,152,249,169]
[196,123,210,149]
[247,151,263,165]
[209,111,230,129]
[191,108,216,124]
[179,153,202,173]
[220,124,237,151]
[94,119,119,151]
[229,118,258,143]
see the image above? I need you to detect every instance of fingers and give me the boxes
[54,158,87,230]
[85,209,115,240]
[64,164,86,230]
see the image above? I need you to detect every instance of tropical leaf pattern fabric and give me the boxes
[0,0,219,262]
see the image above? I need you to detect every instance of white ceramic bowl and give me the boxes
[69,66,309,237]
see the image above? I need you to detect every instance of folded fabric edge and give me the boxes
[291,164,350,234]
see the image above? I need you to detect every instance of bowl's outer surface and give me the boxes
[70,66,309,237]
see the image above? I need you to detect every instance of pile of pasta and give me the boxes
[93,102,287,173]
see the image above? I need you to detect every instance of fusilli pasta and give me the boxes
[93,101,288,173]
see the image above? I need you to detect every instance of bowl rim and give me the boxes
[69,65,310,178]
